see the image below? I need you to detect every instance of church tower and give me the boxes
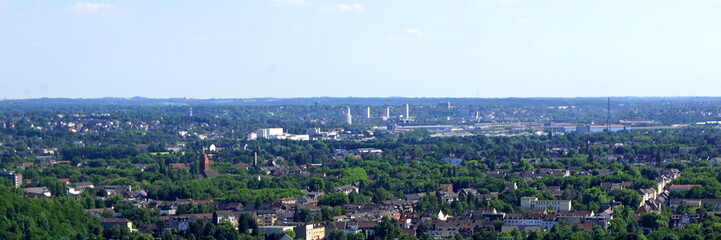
[199,154,210,172]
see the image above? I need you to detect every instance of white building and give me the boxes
[247,132,258,140]
[295,224,326,240]
[249,128,309,141]
[287,134,310,141]
[503,214,545,227]
[257,128,284,138]
[520,197,572,211]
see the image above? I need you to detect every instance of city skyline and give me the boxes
[2,1,721,99]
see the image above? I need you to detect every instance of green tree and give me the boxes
[639,212,669,230]
[348,232,365,240]
[613,189,642,208]
[372,217,402,240]
[328,230,347,240]
[283,229,296,239]
[319,193,350,207]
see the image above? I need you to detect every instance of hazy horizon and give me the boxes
[5,95,721,101]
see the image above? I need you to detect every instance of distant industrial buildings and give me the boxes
[256,128,284,138]
[247,127,376,141]
[247,128,310,141]
[576,125,592,134]
[545,124,628,134]
[320,104,422,124]
[306,128,340,140]
[384,107,390,120]
[395,124,455,133]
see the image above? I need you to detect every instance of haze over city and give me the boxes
[2,0,721,99]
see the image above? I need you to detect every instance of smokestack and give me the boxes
[606,98,611,130]
[344,106,353,125]
[405,104,410,119]
[366,107,371,119]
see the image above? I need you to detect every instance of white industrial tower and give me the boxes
[366,107,371,119]
[344,106,353,125]
[405,104,410,120]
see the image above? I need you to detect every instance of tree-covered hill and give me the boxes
[0,185,103,239]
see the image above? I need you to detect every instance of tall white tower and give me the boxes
[366,107,371,119]
[405,104,410,120]
[385,107,391,120]
[344,106,353,125]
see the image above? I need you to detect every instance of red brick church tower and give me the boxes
[198,154,219,178]
[199,154,210,172]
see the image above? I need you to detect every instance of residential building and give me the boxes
[520,197,572,211]
[336,185,359,195]
[669,214,699,229]
[100,218,133,232]
[294,223,326,240]
[24,187,51,197]
[0,170,22,187]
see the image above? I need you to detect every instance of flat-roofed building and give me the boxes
[520,197,572,211]
[0,170,22,187]
[295,223,326,240]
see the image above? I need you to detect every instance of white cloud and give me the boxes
[319,3,365,13]
[405,29,423,35]
[66,2,113,13]
[517,18,531,24]
[269,0,305,6]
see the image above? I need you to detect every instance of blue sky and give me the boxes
[1,0,721,99]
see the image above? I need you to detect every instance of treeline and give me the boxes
[0,185,103,239]
[60,146,142,161]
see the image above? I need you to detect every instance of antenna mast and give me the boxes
[606,98,610,130]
